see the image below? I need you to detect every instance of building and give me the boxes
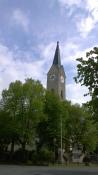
[47,41,66,100]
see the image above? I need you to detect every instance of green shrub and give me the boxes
[39,147,54,163]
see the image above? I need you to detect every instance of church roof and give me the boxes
[53,41,61,66]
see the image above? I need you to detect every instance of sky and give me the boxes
[0,0,98,104]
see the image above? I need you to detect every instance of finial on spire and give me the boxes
[57,41,59,45]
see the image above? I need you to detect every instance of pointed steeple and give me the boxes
[53,41,61,66]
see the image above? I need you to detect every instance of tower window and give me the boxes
[61,90,63,99]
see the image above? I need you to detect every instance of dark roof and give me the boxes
[53,41,61,66]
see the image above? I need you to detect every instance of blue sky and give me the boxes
[0,0,98,104]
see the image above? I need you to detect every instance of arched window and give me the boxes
[61,90,63,99]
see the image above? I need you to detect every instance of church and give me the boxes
[47,41,66,100]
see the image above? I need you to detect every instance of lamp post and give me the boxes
[60,115,63,164]
[53,138,56,163]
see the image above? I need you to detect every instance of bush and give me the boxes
[31,147,54,165]
[39,147,54,163]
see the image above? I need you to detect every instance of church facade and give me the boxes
[47,41,66,100]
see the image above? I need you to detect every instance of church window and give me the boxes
[61,90,63,99]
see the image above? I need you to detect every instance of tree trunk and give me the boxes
[22,142,26,162]
[10,139,14,161]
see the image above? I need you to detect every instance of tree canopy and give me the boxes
[74,47,98,120]
[0,77,98,163]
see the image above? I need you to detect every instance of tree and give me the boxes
[2,80,23,155]
[74,47,98,120]
[18,78,45,151]
[1,78,45,154]
[0,109,18,152]
[64,103,97,153]
[37,91,98,159]
[37,91,62,151]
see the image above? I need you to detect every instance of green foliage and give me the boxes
[38,147,54,164]
[37,91,62,150]
[31,148,54,165]
[74,47,98,120]
[0,110,18,151]
[0,77,98,163]
[74,47,98,152]
[61,102,98,153]
[1,78,45,152]
[82,120,98,152]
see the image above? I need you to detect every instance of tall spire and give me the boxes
[53,41,61,66]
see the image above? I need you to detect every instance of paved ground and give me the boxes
[0,165,98,175]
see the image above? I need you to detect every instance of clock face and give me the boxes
[49,74,56,80]
[60,75,64,83]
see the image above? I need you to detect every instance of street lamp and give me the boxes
[53,138,56,163]
[60,115,63,164]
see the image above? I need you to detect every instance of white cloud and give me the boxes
[38,41,79,71]
[0,43,47,97]
[58,0,82,7]
[58,0,83,17]
[77,0,98,37]
[86,0,98,11]
[67,83,91,105]
[38,42,55,61]
[11,9,29,32]
[58,0,98,37]
[0,41,93,104]
[60,41,80,64]
[77,16,94,37]
[38,41,94,104]
[0,42,60,98]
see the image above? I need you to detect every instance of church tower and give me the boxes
[47,41,66,100]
